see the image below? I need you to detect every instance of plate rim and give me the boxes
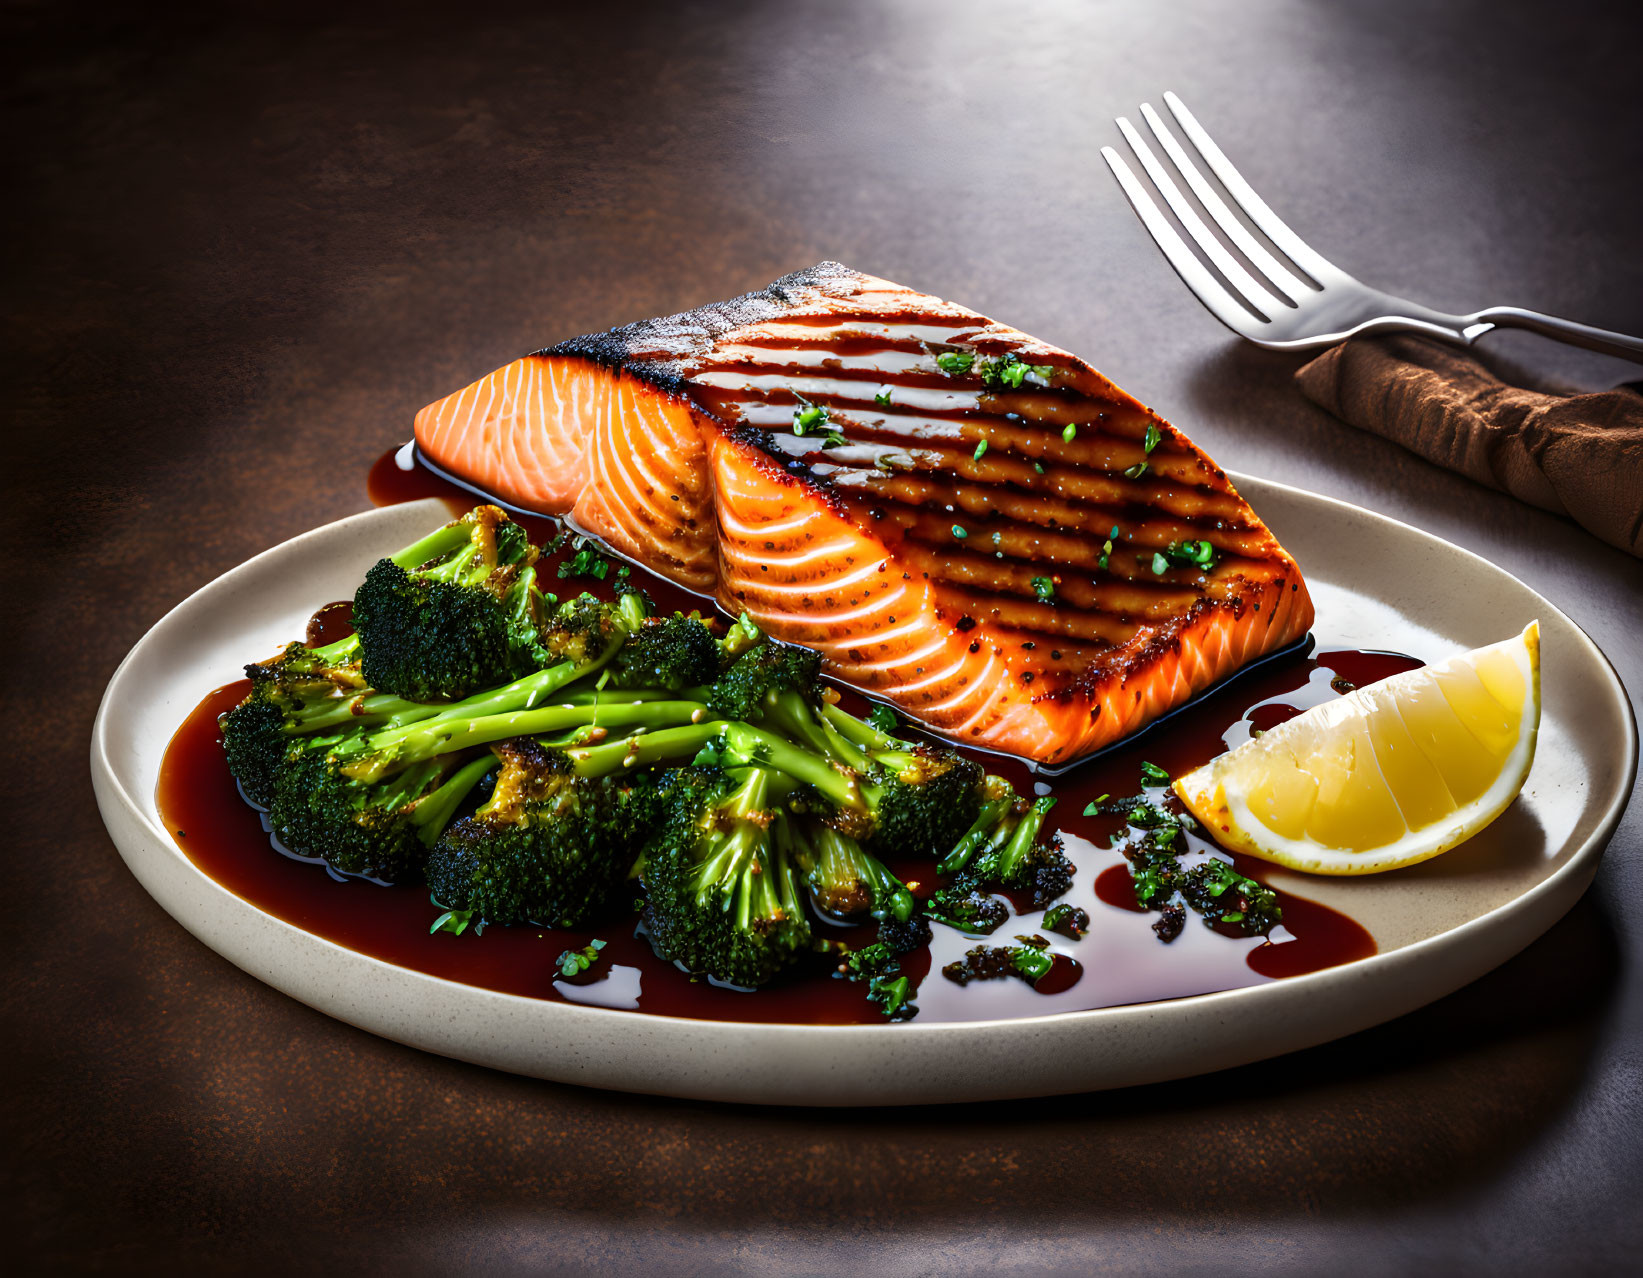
[89,476,1638,1078]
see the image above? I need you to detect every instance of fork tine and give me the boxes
[1163,91,1341,286]
[1116,114,1285,320]
[1100,145,1265,337]
[1138,102,1311,306]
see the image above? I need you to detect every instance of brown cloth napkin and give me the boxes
[1295,335,1643,557]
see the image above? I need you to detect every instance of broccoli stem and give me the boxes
[287,689,446,737]
[993,796,1056,881]
[305,632,362,665]
[719,723,863,811]
[819,700,905,754]
[503,565,542,630]
[765,692,873,772]
[807,826,914,921]
[565,722,730,776]
[407,754,497,844]
[555,687,690,706]
[692,768,775,911]
[616,590,649,632]
[938,798,1014,876]
[710,772,804,934]
[342,700,710,782]
[388,521,475,573]
[377,642,623,736]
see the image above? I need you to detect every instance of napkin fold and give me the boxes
[1294,335,1643,557]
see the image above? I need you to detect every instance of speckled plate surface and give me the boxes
[90,480,1636,1105]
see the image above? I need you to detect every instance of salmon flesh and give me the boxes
[415,262,1314,767]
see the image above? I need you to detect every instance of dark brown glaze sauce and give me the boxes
[156,447,1388,1026]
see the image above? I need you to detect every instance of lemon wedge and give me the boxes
[1173,622,1541,875]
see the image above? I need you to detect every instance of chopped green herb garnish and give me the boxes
[1158,539,1219,571]
[558,536,612,581]
[1124,462,1149,480]
[1012,947,1054,981]
[1032,461,1044,474]
[1062,423,1077,443]
[865,704,899,735]
[1143,422,1162,454]
[952,525,968,539]
[973,438,988,463]
[1097,761,1279,939]
[1031,576,1055,601]
[792,397,829,435]
[980,352,1054,389]
[555,938,607,979]
[820,429,848,449]
[936,350,975,375]
[1151,552,1169,575]
[429,905,484,937]
[874,387,892,407]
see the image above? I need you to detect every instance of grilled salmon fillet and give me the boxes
[415,262,1314,767]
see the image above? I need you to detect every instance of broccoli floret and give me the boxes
[539,591,628,666]
[221,696,289,809]
[941,943,1054,987]
[840,938,921,1022]
[941,792,1074,908]
[866,973,916,1021]
[698,634,991,861]
[352,506,551,701]
[609,613,724,691]
[269,743,494,883]
[864,745,985,858]
[843,940,897,980]
[707,640,822,722]
[219,637,431,808]
[639,767,812,989]
[787,822,916,922]
[924,884,1009,935]
[256,643,709,883]
[752,691,986,857]
[426,739,665,927]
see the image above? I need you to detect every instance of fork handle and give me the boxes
[1471,306,1643,363]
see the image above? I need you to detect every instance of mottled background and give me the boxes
[4,0,1640,1272]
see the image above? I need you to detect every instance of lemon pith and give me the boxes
[1172,622,1541,875]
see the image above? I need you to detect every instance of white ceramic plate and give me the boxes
[90,480,1636,1105]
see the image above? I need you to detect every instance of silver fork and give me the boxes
[1103,92,1643,362]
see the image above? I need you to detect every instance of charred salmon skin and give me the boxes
[415,263,1314,767]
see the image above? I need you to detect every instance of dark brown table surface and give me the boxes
[6,1,1641,1272]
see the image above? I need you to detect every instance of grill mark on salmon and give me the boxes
[414,263,1315,766]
